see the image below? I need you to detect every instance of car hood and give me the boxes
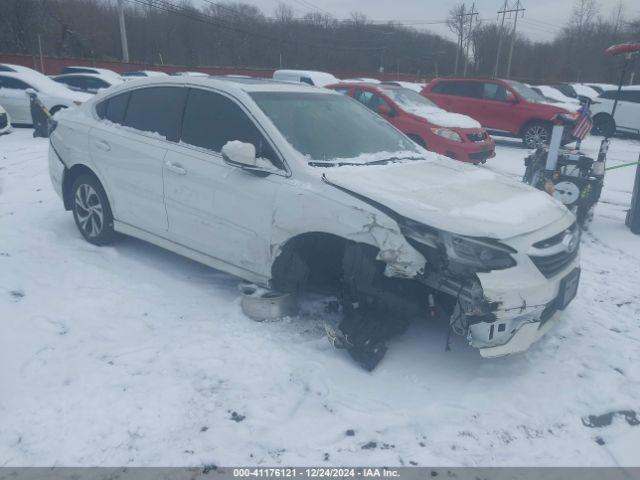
[322,157,570,239]
[405,106,482,129]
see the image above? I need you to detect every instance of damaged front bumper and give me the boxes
[416,242,580,358]
[474,310,563,358]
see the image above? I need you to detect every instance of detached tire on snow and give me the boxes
[522,122,552,149]
[71,174,117,245]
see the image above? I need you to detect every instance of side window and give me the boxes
[61,76,85,89]
[0,76,33,90]
[85,77,109,90]
[300,76,314,86]
[600,90,617,100]
[180,89,281,168]
[353,89,386,111]
[104,92,130,124]
[483,83,508,101]
[432,81,481,98]
[617,91,640,103]
[123,87,186,141]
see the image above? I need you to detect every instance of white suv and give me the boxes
[591,86,640,137]
[48,76,580,368]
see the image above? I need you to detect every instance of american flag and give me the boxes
[572,102,593,140]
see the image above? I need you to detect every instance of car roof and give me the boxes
[104,75,326,95]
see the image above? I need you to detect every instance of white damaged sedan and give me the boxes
[48,76,580,369]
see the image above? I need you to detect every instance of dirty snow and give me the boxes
[1,129,640,467]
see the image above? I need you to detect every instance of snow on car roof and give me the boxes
[99,74,326,96]
[0,64,88,98]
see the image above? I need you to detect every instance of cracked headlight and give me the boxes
[401,219,516,271]
[431,127,462,142]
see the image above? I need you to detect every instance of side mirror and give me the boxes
[25,88,38,97]
[221,141,257,168]
[377,103,394,116]
[505,94,518,104]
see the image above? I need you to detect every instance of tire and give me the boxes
[592,114,616,137]
[71,174,116,245]
[522,122,552,148]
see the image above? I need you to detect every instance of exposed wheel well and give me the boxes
[49,105,67,116]
[62,164,101,210]
[271,232,350,294]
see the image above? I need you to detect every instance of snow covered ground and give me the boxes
[1,129,639,467]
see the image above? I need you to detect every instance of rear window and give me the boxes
[122,87,186,141]
[431,81,482,98]
[97,92,130,124]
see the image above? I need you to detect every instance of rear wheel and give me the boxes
[592,113,616,137]
[71,174,116,245]
[522,122,552,148]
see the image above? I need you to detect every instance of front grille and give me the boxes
[529,223,580,278]
[530,248,579,278]
[0,113,7,129]
[467,131,487,142]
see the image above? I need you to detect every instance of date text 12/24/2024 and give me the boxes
[233,468,400,478]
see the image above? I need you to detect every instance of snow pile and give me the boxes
[1,130,639,466]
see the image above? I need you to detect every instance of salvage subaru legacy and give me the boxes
[48,76,581,370]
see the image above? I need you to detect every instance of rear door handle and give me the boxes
[165,161,187,175]
[94,139,111,151]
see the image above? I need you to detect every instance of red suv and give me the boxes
[327,82,495,164]
[422,78,579,148]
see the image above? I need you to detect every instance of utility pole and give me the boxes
[462,3,478,77]
[37,34,44,73]
[453,4,466,76]
[505,0,525,78]
[493,0,508,78]
[117,0,130,62]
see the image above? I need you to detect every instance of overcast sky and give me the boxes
[203,0,638,42]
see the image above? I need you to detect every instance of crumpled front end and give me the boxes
[436,220,581,357]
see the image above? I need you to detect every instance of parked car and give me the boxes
[549,83,599,104]
[590,86,640,137]
[49,76,580,365]
[0,63,91,124]
[172,71,209,77]
[59,66,122,84]
[423,77,580,148]
[380,81,425,93]
[272,69,339,87]
[52,73,124,94]
[585,83,617,95]
[0,104,12,134]
[342,77,381,84]
[328,82,495,163]
[531,85,581,106]
[121,70,169,80]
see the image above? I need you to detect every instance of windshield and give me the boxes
[381,87,439,111]
[507,80,546,103]
[250,92,419,163]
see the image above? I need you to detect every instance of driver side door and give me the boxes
[163,88,285,278]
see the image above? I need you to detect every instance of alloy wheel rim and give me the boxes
[525,126,549,147]
[75,184,103,238]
